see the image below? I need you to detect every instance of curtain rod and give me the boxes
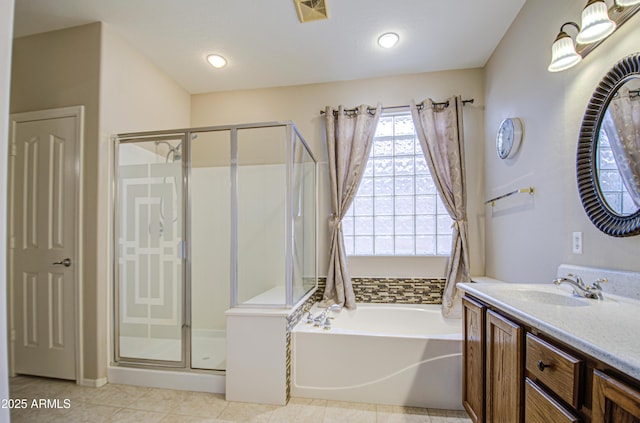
[319,98,475,115]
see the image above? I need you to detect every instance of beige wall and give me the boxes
[11,22,103,381]
[484,0,640,283]
[1,0,15,415]
[10,22,190,380]
[99,24,190,374]
[191,69,486,278]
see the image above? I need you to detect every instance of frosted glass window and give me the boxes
[374,158,393,176]
[395,138,415,155]
[353,197,373,216]
[343,111,453,256]
[375,236,394,255]
[395,196,414,215]
[395,157,414,175]
[359,177,374,196]
[596,128,634,214]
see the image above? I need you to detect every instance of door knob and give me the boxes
[52,258,72,267]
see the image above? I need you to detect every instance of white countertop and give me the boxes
[458,282,640,381]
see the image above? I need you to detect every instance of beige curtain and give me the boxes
[322,104,381,309]
[603,87,640,206]
[411,96,469,318]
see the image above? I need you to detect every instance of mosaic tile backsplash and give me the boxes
[351,277,445,304]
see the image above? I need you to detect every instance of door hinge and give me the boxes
[10,329,15,342]
[10,143,16,157]
[9,236,15,249]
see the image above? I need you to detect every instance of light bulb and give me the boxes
[377,32,399,49]
[207,54,227,69]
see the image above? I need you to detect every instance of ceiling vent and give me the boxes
[294,0,329,23]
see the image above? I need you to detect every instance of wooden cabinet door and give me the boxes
[486,309,523,423]
[593,369,640,423]
[463,296,486,423]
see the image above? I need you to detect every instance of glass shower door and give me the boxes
[116,136,185,365]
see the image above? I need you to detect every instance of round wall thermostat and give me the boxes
[496,117,523,160]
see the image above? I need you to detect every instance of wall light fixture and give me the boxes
[548,0,640,72]
[548,22,582,72]
[615,0,640,6]
[576,0,616,44]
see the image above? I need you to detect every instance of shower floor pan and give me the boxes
[119,330,226,370]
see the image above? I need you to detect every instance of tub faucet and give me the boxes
[553,273,605,300]
[312,304,342,326]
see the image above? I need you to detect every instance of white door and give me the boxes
[10,111,81,380]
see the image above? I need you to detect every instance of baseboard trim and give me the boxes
[80,377,108,388]
[107,366,225,394]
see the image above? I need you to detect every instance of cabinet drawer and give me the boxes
[526,333,582,408]
[525,378,580,423]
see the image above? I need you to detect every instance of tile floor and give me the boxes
[9,375,472,422]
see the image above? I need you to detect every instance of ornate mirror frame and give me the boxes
[577,53,640,237]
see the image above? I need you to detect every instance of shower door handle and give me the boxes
[52,258,72,267]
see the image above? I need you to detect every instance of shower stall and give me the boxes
[113,122,317,372]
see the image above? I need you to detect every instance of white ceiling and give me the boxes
[12,0,526,94]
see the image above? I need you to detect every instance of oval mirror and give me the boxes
[577,53,640,237]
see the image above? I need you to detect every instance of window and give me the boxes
[343,112,453,256]
[597,127,635,215]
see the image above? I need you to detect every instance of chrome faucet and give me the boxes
[311,304,342,327]
[553,273,606,300]
[590,278,607,300]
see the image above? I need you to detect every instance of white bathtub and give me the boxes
[291,303,463,410]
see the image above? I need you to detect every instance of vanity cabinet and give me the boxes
[524,333,582,423]
[462,297,523,423]
[463,297,485,423]
[462,293,640,423]
[486,310,523,423]
[592,369,640,422]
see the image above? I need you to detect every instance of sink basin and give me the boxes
[511,289,592,307]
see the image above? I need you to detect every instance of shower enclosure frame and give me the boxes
[112,121,318,370]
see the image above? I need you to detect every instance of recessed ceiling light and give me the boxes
[378,32,399,49]
[207,54,227,69]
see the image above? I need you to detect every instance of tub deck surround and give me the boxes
[457,282,640,381]
[225,275,450,406]
[291,303,463,410]
[296,303,460,337]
